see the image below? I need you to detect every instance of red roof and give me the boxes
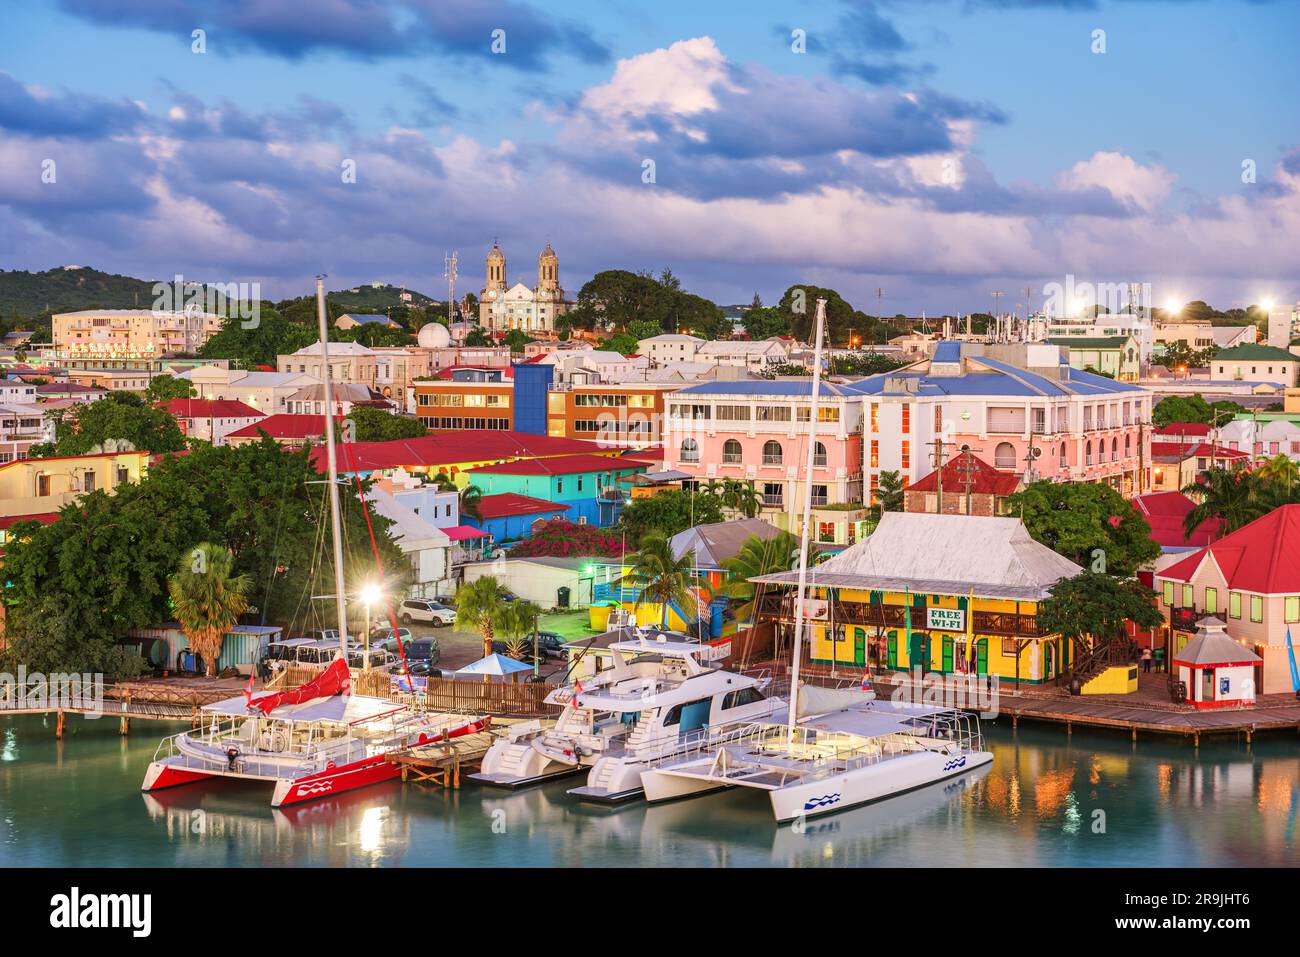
[0,512,59,530]
[1132,491,1223,549]
[1158,504,1300,593]
[468,454,651,477]
[228,414,339,440]
[475,493,570,520]
[442,524,489,541]
[905,450,1021,497]
[311,431,609,473]
[1153,422,1211,437]
[1150,441,1248,462]
[162,398,263,419]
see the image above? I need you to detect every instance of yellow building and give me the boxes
[753,512,1133,689]
[0,450,149,520]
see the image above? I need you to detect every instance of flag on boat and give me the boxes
[860,671,872,692]
[1287,626,1300,693]
[246,655,351,716]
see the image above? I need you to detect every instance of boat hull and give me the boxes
[769,749,994,823]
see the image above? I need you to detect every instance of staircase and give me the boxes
[625,709,660,751]
[1063,635,1140,695]
[587,759,616,791]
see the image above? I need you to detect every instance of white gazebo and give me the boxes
[1173,617,1262,709]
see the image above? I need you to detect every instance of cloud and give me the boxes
[0,71,146,138]
[57,0,608,69]
[1055,151,1176,212]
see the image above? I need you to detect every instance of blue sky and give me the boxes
[1,0,1297,314]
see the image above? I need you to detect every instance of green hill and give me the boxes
[0,266,164,319]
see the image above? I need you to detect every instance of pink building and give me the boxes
[661,380,867,544]
[853,341,1153,501]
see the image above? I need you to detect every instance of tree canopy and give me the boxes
[1007,480,1160,576]
[1037,571,1164,644]
[1,437,404,675]
[344,406,428,442]
[1151,394,1245,428]
[38,391,186,456]
[618,489,725,545]
[561,269,728,340]
[144,374,196,404]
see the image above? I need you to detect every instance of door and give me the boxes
[853,627,866,667]
[941,636,954,673]
[909,634,929,674]
[886,631,898,670]
[976,638,989,676]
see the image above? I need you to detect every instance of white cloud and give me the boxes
[1055,151,1176,212]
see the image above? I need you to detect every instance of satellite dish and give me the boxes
[1029,447,1041,460]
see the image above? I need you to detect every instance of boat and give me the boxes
[469,628,784,801]
[639,297,992,822]
[142,276,487,808]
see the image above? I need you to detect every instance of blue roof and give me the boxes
[847,356,1145,398]
[932,341,962,363]
[672,380,856,397]
[339,313,394,325]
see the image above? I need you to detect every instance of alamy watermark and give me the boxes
[152,273,262,329]
[0,667,105,718]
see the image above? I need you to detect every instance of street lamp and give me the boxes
[359,581,382,670]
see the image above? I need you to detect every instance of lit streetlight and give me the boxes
[359,581,382,670]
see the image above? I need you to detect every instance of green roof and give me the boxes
[1213,343,1298,361]
[1046,336,1131,349]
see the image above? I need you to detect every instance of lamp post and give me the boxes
[359,582,382,671]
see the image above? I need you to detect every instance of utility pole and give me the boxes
[954,446,983,515]
[992,291,1004,339]
[927,436,948,513]
[444,251,458,325]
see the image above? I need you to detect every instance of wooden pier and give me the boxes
[385,731,497,789]
[0,677,246,736]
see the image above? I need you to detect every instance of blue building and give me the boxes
[467,493,570,544]
[511,362,554,435]
[466,453,650,527]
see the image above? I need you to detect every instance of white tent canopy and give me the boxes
[456,653,534,676]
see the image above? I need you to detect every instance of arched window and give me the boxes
[1111,437,1119,461]
[1125,434,1131,456]
[762,440,783,465]
[722,439,742,463]
[680,438,700,463]
[813,442,827,468]
[1059,443,1068,468]
[1085,440,1093,465]
[994,442,1016,470]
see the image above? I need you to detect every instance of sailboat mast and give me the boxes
[786,298,828,741]
[315,276,351,663]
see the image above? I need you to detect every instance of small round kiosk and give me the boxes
[1173,617,1262,709]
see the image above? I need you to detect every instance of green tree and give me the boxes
[464,327,493,347]
[1180,467,1295,539]
[873,470,904,517]
[1036,571,1164,687]
[499,600,542,664]
[455,575,514,659]
[168,543,251,677]
[1008,480,1161,575]
[41,391,185,456]
[719,531,799,622]
[459,483,484,521]
[503,329,534,352]
[719,479,762,519]
[742,306,791,342]
[618,489,725,545]
[618,530,699,628]
[144,374,196,404]
[344,406,428,442]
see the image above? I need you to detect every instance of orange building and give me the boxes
[546,383,673,450]
[413,380,515,432]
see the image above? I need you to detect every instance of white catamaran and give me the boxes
[471,629,784,801]
[639,298,993,822]
[142,277,487,808]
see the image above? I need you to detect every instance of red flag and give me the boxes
[572,677,582,708]
[244,671,255,709]
[247,656,351,716]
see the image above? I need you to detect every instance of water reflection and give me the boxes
[0,715,1296,866]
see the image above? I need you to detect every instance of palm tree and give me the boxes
[719,531,800,622]
[1182,468,1265,539]
[455,576,513,659]
[1255,454,1300,488]
[499,600,541,664]
[872,469,904,518]
[459,483,484,521]
[168,542,251,678]
[618,530,699,628]
[721,479,762,519]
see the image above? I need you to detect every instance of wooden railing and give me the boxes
[422,677,559,717]
[757,595,1043,637]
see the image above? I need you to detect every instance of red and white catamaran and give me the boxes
[142,658,488,807]
[142,276,488,808]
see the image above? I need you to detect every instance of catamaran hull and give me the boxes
[769,749,994,824]
[640,769,730,804]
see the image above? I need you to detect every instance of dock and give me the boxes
[0,676,248,736]
[385,731,497,789]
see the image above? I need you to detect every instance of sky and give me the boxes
[0,0,1297,315]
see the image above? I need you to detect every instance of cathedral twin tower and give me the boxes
[478,241,568,335]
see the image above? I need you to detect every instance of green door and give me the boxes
[886,630,898,670]
[853,627,866,666]
[941,636,954,673]
[909,634,929,673]
[976,638,988,676]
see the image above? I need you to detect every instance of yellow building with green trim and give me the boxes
[753,512,1116,688]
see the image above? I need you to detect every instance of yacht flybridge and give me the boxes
[471,630,784,801]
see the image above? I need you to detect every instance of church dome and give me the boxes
[539,244,557,261]
[417,322,451,348]
[487,242,505,262]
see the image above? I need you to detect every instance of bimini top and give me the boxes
[784,700,966,738]
[202,692,404,724]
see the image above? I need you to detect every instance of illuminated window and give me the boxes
[870,440,879,468]
[1162,581,1174,605]
[1250,595,1263,623]
[1287,597,1300,623]
[901,441,910,470]
[1181,584,1192,607]
[870,403,878,432]
[1229,592,1241,618]
[1204,587,1217,614]
[901,406,911,434]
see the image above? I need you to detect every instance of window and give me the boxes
[994,442,1016,470]
[556,479,564,494]
[1204,587,1217,614]
[1111,437,1118,461]
[762,483,783,506]
[1181,584,1193,607]
[1085,440,1093,466]
[715,405,750,421]
[813,442,827,468]
[1287,597,1300,622]
[680,438,700,463]
[870,403,878,432]
[722,687,766,709]
[818,521,835,542]
[1250,595,1263,623]
[901,440,910,470]
[762,440,783,465]
[1060,443,1067,468]
[1230,592,1241,619]
[1162,581,1174,605]
[755,406,791,422]
[901,406,911,434]
[722,439,742,463]
[811,484,828,506]
[36,473,50,497]
[577,477,584,492]
[870,440,879,469]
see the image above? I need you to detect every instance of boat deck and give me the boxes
[386,731,497,789]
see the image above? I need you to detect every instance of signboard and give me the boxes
[927,607,966,632]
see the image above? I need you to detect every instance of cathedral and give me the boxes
[478,242,570,335]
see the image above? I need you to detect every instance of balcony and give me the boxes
[722,452,742,464]
[762,455,784,466]
[812,454,827,468]
[762,494,784,507]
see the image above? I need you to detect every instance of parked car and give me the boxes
[403,636,441,666]
[371,626,413,653]
[398,598,456,626]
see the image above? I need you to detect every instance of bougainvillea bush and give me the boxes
[507,520,627,559]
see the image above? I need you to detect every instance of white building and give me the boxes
[639,334,705,365]
[696,339,790,370]
[180,366,320,416]
[538,349,649,385]
[277,340,379,389]
[0,378,37,404]
[1050,313,1155,364]
[1217,418,1300,462]
[479,242,570,335]
[0,403,54,463]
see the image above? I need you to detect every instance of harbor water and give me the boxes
[1,714,1296,867]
